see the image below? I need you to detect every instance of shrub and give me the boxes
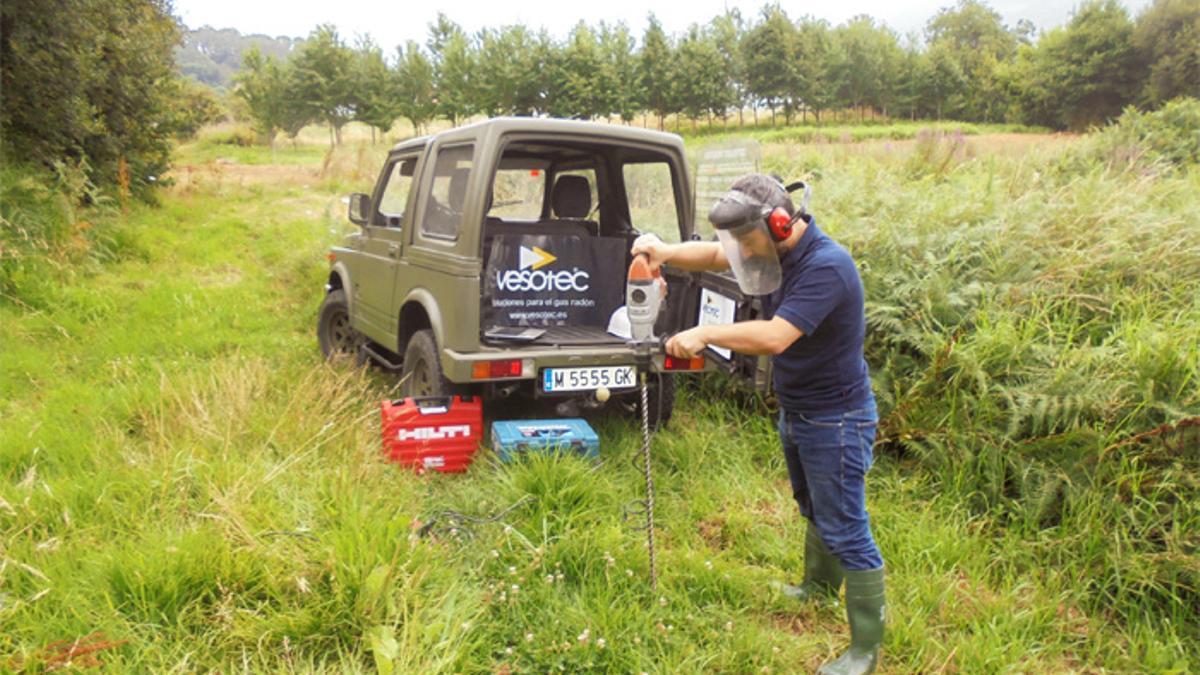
[165,78,226,140]
[204,126,259,147]
[905,128,975,178]
[0,0,181,196]
[1073,96,1200,172]
[1,165,72,300]
[0,162,142,306]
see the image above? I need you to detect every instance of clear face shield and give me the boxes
[708,190,783,295]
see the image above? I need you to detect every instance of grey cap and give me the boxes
[708,173,795,231]
[732,173,795,216]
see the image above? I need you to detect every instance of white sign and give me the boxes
[397,424,471,441]
[495,267,590,293]
[697,288,736,360]
[542,365,636,392]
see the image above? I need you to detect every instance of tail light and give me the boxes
[662,355,705,371]
[471,359,527,380]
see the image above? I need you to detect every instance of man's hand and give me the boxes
[630,236,728,273]
[668,317,803,357]
[630,233,673,274]
[665,326,709,358]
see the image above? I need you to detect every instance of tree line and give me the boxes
[2,0,1197,195]
[235,0,1200,146]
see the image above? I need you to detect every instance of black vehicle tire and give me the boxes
[400,329,461,398]
[648,372,676,430]
[623,372,675,430]
[317,290,363,362]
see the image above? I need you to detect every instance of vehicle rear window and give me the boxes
[489,167,546,220]
[423,144,474,239]
[623,161,680,242]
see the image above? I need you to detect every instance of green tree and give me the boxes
[427,14,475,125]
[638,15,676,129]
[793,17,837,122]
[291,25,356,146]
[1011,0,1142,130]
[675,24,729,129]
[742,5,795,125]
[475,27,517,116]
[710,10,747,124]
[394,41,437,135]
[599,22,640,123]
[473,26,549,117]
[1,0,182,192]
[832,16,899,121]
[553,22,604,119]
[925,0,1019,121]
[1133,0,1200,105]
[233,48,305,147]
[524,31,558,116]
[894,38,928,120]
[352,36,399,143]
[927,0,1018,59]
[923,41,970,119]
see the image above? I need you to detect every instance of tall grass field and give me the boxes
[1,106,1197,672]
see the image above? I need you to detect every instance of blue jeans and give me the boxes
[778,400,884,571]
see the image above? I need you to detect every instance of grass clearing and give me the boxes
[1,122,1196,671]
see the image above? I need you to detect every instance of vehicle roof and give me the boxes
[388,117,685,153]
[390,135,431,152]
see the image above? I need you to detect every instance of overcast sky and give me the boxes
[175,0,1154,48]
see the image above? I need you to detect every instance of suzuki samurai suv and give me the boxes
[317,118,768,425]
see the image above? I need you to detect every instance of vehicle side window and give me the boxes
[423,144,474,239]
[378,157,417,226]
[622,161,680,242]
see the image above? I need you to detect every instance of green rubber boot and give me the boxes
[780,525,844,602]
[817,567,885,675]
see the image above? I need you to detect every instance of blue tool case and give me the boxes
[490,419,600,462]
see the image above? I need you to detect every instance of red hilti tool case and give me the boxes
[380,396,483,473]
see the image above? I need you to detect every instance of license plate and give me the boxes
[542,365,636,392]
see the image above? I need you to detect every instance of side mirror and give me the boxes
[348,193,370,226]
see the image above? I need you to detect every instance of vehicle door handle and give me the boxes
[388,244,400,258]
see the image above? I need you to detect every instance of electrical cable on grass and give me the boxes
[259,530,319,541]
[416,495,533,541]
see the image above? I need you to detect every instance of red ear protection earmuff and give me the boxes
[763,177,811,242]
[767,207,796,242]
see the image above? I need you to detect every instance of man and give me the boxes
[631,174,884,675]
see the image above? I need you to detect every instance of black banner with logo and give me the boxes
[483,235,626,327]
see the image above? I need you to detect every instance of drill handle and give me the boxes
[631,252,664,280]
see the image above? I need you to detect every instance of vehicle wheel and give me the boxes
[623,372,675,430]
[400,329,461,398]
[317,290,363,362]
[648,373,676,430]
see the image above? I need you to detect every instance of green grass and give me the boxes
[175,136,335,166]
[1,123,1196,671]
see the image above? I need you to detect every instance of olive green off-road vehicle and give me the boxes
[317,118,766,425]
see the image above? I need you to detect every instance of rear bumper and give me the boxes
[440,344,710,385]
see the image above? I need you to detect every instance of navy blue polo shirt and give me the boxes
[762,218,873,415]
